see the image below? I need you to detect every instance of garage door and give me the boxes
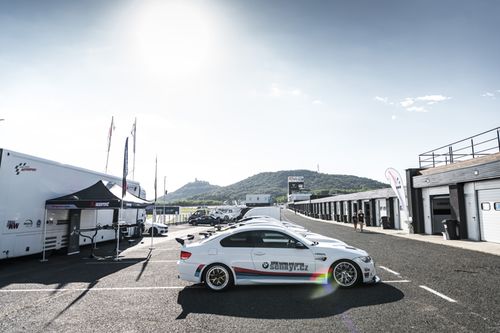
[478,189,500,243]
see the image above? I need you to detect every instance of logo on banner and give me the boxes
[15,163,37,175]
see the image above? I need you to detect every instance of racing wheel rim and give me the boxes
[205,265,230,291]
[333,261,358,287]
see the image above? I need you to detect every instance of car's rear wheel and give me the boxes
[203,264,233,291]
[330,260,361,288]
[151,227,158,236]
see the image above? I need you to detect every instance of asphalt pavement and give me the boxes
[0,218,499,333]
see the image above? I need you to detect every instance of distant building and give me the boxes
[245,194,271,207]
[288,176,311,202]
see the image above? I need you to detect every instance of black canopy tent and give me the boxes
[42,180,151,260]
[46,180,151,209]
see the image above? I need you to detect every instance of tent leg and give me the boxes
[40,209,48,262]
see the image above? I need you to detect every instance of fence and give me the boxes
[419,127,500,169]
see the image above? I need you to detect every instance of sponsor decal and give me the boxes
[194,264,205,278]
[24,219,33,227]
[36,219,42,228]
[261,261,309,272]
[7,220,19,229]
[14,163,37,175]
[94,202,110,207]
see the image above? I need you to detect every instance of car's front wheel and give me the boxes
[203,264,233,291]
[330,260,361,288]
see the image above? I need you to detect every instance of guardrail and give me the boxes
[419,127,500,169]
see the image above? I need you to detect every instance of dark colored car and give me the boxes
[189,215,220,226]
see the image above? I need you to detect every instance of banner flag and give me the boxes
[385,167,408,214]
[154,156,158,202]
[107,116,115,153]
[131,118,136,154]
[122,137,129,198]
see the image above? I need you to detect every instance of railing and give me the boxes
[419,127,500,169]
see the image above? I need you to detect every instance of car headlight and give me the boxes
[357,256,372,263]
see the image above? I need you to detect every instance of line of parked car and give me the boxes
[177,207,380,291]
[188,206,244,226]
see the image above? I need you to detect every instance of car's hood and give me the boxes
[312,242,369,257]
[304,233,347,245]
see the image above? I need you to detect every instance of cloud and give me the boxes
[391,115,397,120]
[400,98,415,108]
[269,83,306,98]
[415,95,451,104]
[407,106,427,112]
[397,94,451,112]
[312,100,323,105]
[482,91,497,99]
[374,96,389,104]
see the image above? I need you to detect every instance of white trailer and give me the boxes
[0,148,146,260]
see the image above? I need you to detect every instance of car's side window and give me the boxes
[220,231,257,247]
[256,231,298,248]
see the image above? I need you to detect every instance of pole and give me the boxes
[116,203,123,260]
[151,156,157,250]
[40,209,48,262]
[163,176,166,224]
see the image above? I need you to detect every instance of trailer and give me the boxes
[0,148,146,260]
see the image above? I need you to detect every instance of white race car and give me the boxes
[176,225,379,291]
[143,221,168,236]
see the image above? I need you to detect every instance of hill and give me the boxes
[164,170,388,204]
[159,179,220,203]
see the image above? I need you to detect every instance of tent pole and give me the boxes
[150,204,155,250]
[40,209,48,262]
[116,203,123,260]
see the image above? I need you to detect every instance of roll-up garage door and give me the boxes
[477,189,500,243]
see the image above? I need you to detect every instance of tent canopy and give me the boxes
[46,180,151,210]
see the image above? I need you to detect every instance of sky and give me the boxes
[0,0,499,198]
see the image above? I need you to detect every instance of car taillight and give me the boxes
[180,251,192,260]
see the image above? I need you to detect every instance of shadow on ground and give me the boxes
[177,282,404,319]
[0,237,155,290]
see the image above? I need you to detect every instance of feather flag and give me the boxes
[154,156,158,202]
[122,137,129,198]
[131,118,136,154]
[107,116,115,153]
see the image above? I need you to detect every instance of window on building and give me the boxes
[494,203,500,211]
[481,202,491,211]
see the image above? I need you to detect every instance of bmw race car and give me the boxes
[176,225,379,291]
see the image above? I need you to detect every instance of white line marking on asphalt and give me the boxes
[378,266,401,276]
[419,285,457,303]
[383,280,411,283]
[0,286,203,293]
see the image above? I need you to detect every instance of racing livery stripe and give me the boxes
[232,266,326,280]
[194,264,205,278]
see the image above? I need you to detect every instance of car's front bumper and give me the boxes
[353,257,378,284]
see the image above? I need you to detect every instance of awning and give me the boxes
[45,180,151,209]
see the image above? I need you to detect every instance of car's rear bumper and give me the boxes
[178,260,203,283]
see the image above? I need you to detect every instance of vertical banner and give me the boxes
[385,168,410,225]
[122,137,129,198]
[131,118,137,180]
[105,116,115,173]
[154,156,158,202]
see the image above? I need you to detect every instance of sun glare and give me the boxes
[131,0,215,79]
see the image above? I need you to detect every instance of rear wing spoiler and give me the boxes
[175,234,194,245]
